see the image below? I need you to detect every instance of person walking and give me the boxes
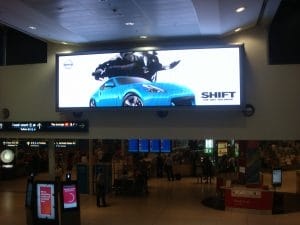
[96,172,107,207]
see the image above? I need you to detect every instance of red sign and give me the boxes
[40,186,52,215]
[37,183,55,219]
[224,188,273,211]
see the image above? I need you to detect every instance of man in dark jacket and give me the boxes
[96,172,107,207]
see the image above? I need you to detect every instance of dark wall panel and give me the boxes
[268,0,300,65]
[0,31,4,65]
[0,26,47,66]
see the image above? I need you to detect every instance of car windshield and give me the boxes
[116,77,149,85]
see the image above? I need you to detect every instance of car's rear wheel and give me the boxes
[89,99,96,107]
[122,94,143,106]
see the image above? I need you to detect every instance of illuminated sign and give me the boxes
[0,121,88,132]
[36,183,56,220]
[63,185,78,209]
[26,141,47,147]
[57,46,243,109]
[2,140,19,147]
[55,141,77,148]
[0,149,15,163]
[150,139,160,153]
[272,168,282,187]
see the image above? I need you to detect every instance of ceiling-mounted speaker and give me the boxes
[72,112,83,118]
[242,104,255,117]
[2,108,10,119]
[156,110,169,118]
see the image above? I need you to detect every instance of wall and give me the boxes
[0,26,300,140]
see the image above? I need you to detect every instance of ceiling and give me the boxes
[0,0,282,44]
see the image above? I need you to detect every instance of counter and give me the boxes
[223,186,273,214]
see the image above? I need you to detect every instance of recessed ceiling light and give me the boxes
[28,26,37,30]
[139,35,147,39]
[236,7,245,13]
[125,22,134,26]
[57,7,64,11]
[234,27,242,32]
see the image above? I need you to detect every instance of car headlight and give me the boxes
[142,84,165,93]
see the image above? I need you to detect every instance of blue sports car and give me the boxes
[89,76,195,107]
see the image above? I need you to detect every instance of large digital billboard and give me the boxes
[56,45,243,110]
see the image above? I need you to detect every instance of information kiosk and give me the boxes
[33,181,59,225]
[272,168,282,188]
[60,179,81,225]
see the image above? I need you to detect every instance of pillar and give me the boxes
[48,140,55,180]
[88,139,94,194]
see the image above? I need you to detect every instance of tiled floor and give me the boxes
[0,172,300,225]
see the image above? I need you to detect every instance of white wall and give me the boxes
[1,26,300,140]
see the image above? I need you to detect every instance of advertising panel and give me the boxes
[57,46,242,110]
[62,184,78,209]
[36,183,55,220]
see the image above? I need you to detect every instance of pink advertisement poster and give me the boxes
[63,185,77,209]
[37,183,55,219]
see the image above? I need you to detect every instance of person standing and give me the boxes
[96,172,107,207]
[165,154,174,181]
[203,156,213,184]
[156,154,164,178]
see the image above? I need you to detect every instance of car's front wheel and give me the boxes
[89,99,96,107]
[122,94,143,107]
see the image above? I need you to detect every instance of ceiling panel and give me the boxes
[0,0,282,44]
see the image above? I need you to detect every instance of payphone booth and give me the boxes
[33,181,59,225]
[25,174,34,225]
[60,180,81,225]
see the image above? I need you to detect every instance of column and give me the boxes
[48,140,55,180]
[88,139,94,194]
